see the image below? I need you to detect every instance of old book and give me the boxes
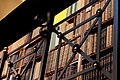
[9,74,15,80]
[66,45,70,63]
[91,4,95,24]
[63,44,69,66]
[109,24,113,46]
[103,28,107,49]
[59,46,64,68]
[106,25,110,47]
[93,33,97,52]
[33,61,41,80]
[107,0,111,19]
[46,53,51,72]
[101,0,105,22]
[1,61,8,77]
[72,2,77,14]
[25,67,31,80]
[111,0,114,17]
[51,51,54,71]
[31,27,41,39]
[105,0,108,21]
[75,14,80,36]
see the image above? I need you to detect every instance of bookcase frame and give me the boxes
[0,0,118,80]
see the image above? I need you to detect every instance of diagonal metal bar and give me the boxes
[63,14,97,35]
[11,67,18,76]
[62,0,110,36]
[53,0,98,28]
[62,67,96,80]
[79,17,99,46]
[57,9,99,80]
[8,34,43,57]
[101,68,112,79]
[13,38,45,64]
[57,51,77,80]
[101,0,111,12]
[54,38,62,80]
[0,50,7,79]
[20,55,34,76]
[18,49,26,74]
[6,66,11,80]
[29,53,37,80]
[13,49,35,64]
[62,36,74,47]
[78,50,95,63]
[96,16,102,62]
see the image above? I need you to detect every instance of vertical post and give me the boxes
[112,0,118,79]
[96,9,102,80]
[96,9,102,62]
[29,51,36,80]
[0,47,8,79]
[54,38,62,80]
[38,11,54,80]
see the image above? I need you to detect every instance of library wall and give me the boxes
[44,0,114,79]
[0,0,114,80]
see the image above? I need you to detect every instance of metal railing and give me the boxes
[0,0,118,80]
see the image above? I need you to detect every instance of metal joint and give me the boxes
[40,30,50,37]
[57,32,64,39]
[96,8,102,17]
[15,74,21,80]
[33,47,38,52]
[72,44,80,53]
[8,61,13,67]
[3,47,8,54]
[93,61,101,70]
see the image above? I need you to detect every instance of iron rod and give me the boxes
[62,67,96,80]
[96,16,102,62]
[13,49,35,64]
[101,68,112,79]
[54,38,62,80]
[57,52,77,80]
[101,0,111,12]
[8,34,42,56]
[78,50,95,63]
[11,67,18,76]
[20,55,34,76]
[79,18,98,46]
[38,11,54,80]
[29,53,36,80]
[53,0,98,28]
[112,0,118,79]
[63,14,97,35]
[63,36,74,47]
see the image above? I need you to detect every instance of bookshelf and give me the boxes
[0,0,118,80]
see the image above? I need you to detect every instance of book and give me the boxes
[1,61,8,77]
[33,61,41,80]
[31,27,41,39]
[109,24,113,46]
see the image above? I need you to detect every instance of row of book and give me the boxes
[45,62,78,80]
[0,0,114,79]
[82,52,113,80]
[66,0,114,38]
[44,0,114,78]
[1,27,46,79]
[45,36,81,73]
[2,60,41,80]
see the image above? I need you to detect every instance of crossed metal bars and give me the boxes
[53,0,113,80]
[0,0,118,80]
